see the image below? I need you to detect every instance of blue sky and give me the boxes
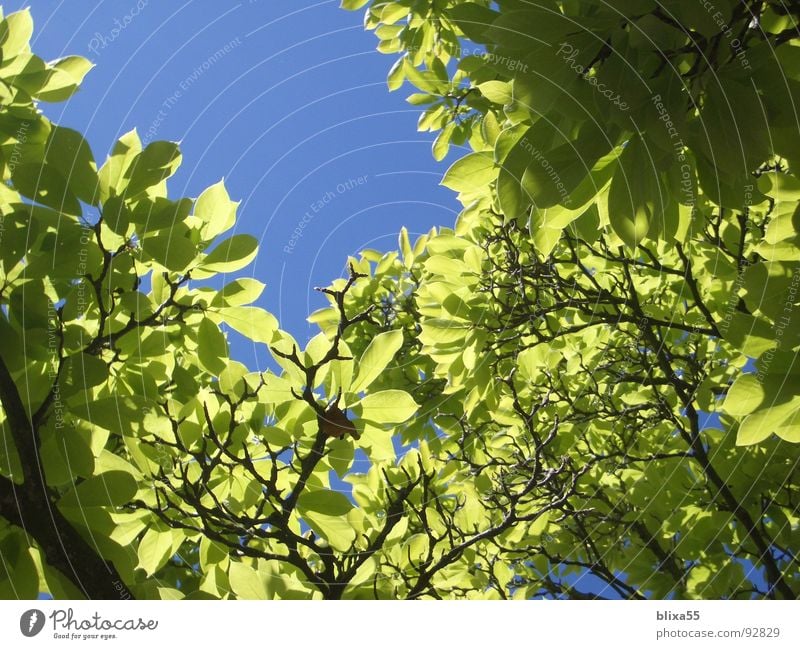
[16,0,462,367]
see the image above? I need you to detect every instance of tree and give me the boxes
[0,1,798,600]
[334,0,800,598]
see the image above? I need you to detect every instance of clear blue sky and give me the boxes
[16,0,463,368]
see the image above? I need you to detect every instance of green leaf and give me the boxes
[660,0,726,38]
[449,2,498,42]
[608,136,661,248]
[477,80,512,105]
[403,59,446,94]
[441,152,496,193]
[200,536,229,570]
[510,46,588,116]
[215,306,278,344]
[33,56,93,102]
[139,224,199,272]
[696,77,770,177]
[721,313,777,358]
[297,489,356,552]
[350,329,403,394]
[327,437,355,478]
[399,226,414,267]
[39,422,95,486]
[198,234,259,273]
[341,0,371,10]
[523,124,612,210]
[58,471,138,508]
[0,10,33,59]
[130,196,192,234]
[722,375,764,417]
[98,129,142,201]
[381,3,409,24]
[358,422,396,462]
[4,53,51,97]
[774,421,800,443]
[517,344,561,380]
[137,528,176,577]
[401,533,430,564]
[755,236,800,262]
[228,562,270,599]
[102,196,131,234]
[197,317,228,375]
[46,125,99,205]
[11,162,81,215]
[124,140,182,197]
[387,57,405,91]
[527,511,552,539]
[0,532,38,599]
[737,396,800,446]
[71,395,148,433]
[757,171,800,203]
[723,357,800,445]
[210,278,266,307]
[357,389,419,424]
[487,5,572,51]
[195,179,239,240]
[432,122,454,162]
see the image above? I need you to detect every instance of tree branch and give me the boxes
[0,352,134,599]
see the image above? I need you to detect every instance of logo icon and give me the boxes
[20,609,45,637]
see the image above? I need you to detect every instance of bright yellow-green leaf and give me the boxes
[198,234,258,273]
[137,528,176,577]
[58,471,138,509]
[721,375,764,417]
[195,179,239,240]
[350,329,404,394]
[124,140,182,197]
[297,490,356,552]
[357,389,419,424]
[197,317,228,375]
[35,55,93,102]
[228,562,270,599]
[357,422,396,462]
[0,10,33,59]
[341,0,371,10]
[216,306,278,344]
[98,129,142,200]
[210,278,266,307]
[441,151,496,193]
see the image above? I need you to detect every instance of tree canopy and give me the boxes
[0,2,798,600]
